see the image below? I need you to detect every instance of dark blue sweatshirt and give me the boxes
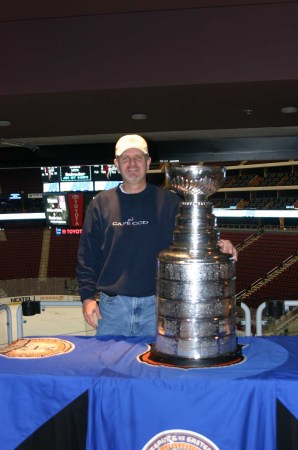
[76,183,180,300]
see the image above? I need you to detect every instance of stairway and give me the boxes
[238,255,298,301]
[38,228,51,279]
[236,232,263,251]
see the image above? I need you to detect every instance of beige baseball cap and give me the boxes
[115,134,148,157]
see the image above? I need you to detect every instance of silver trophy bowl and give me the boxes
[165,165,226,201]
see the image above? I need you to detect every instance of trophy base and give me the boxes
[149,344,243,368]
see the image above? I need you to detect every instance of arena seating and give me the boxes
[0,227,44,280]
[220,230,257,248]
[47,228,81,278]
[243,260,298,310]
[1,225,297,312]
[219,231,298,312]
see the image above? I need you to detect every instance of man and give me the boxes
[76,134,237,336]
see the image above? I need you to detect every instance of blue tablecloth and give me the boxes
[0,335,297,450]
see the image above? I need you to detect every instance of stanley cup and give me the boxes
[150,165,240,367]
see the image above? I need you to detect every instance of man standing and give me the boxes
[76,134,237,336]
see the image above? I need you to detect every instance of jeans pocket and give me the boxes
[100,292,116,304]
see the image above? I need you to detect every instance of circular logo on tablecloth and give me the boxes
[0,337,75,358]
[142,429,219,450]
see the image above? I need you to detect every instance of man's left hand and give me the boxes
[218,239,238,261]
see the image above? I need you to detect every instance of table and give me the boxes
[0,336,297,450]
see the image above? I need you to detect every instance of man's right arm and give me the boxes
[76,200,102,302]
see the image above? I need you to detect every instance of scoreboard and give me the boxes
[41,164,121,193]
[60,165,91,182]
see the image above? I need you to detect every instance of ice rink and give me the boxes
[0,302,96,348]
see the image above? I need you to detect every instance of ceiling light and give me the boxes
[281,106,298,114]
[243,108,254,115]
[131,113,147,120]
[0,121,11,126]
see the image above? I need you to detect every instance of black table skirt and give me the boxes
[16,391,88,450]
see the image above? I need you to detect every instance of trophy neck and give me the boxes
[183,193,208,204]
[171,201,219,253]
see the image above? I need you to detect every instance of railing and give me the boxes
[240,302,251,336]
[282,255,295,266]
[16,301,82,338]
[251,278,263,289]
[0,304,13,343]
[267,267,279,278]
[236,289,247,300]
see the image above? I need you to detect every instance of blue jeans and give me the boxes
[96,293,157,337]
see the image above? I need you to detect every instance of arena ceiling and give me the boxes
[1,0,298,167]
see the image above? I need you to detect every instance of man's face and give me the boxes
[114,148,151,185]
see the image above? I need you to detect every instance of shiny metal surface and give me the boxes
[166,165,226,201]
[155,333,237,360]
[158,316,236,338]
[154,164,237,362]
[158,296,234,319]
